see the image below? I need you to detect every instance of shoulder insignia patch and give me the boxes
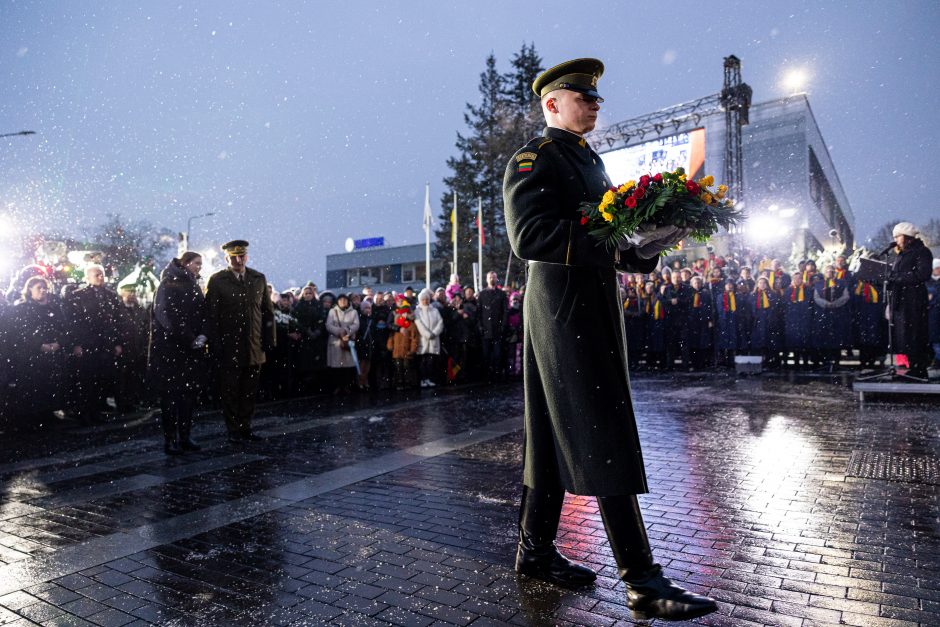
[515,152,538,162]
[537,139,553,149]
[517,161,534,173]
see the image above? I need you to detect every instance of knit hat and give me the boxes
[933,259,940,270]
[892,222,918,238]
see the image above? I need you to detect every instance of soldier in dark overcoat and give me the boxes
[503,58,715,621]
[887,222,934,379]
[150,253,207,453]
[205,240,275,442]
[64,265,124,424]
[477,271,508,382]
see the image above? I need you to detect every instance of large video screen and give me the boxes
[600,128,705,185]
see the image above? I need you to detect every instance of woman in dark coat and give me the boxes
[888,223,934,379]
[643,283,669,369]
[292,283,323,395]
[150,253,208,454]
[8,276,69,422]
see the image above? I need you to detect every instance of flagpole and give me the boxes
[477,196,483,291]
[452,190,458,280]
[423,183,431,292]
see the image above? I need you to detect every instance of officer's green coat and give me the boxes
[205,267,275,367]
[503,126,658,496]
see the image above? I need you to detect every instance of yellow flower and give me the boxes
[716,184,728,199]
[725,199,734,207]
[618,180,636,193]
[678,173,687,182]
[699,175,714,187]
[601,190,615,206]
[701,192,713,205]
[601,211,613,223]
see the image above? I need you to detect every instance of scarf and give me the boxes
[653,300,664,320]
[789,285,805,303]
[835,268,846,280]
[854,281,879,303]
[827,278,837,289]
[692,292,701,308]
[722,292,736,312]
[757,289,770,309]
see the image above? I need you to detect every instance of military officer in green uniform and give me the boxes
[503,58,717,621]
[206,240,275,443]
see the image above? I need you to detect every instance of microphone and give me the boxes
[878,241,897,256]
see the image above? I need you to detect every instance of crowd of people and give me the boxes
[620,226,940,379]
[0,258,522,432]
[1,225,937,435]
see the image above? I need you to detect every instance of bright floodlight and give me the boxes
[747,213,789,243]
[0,214,14,240]
[781,68,808,93]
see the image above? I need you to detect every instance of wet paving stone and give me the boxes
[0,377,938,625]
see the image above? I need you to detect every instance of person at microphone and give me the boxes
[887,222,934,381]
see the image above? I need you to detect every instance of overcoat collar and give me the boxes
[543,126,593,153]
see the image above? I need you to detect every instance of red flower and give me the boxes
[634,186,646,200]
[639,174,651,187]
[652,173,663,183]
[580,216,589,225]
[624,196,638,209]
[686,180,701,195]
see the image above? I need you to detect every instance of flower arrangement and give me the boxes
[578,168,744,249]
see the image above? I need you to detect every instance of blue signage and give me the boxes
[354,237,384,250]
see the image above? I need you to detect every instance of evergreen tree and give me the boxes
[432,45,544,288]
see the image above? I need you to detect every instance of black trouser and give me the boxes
[481,338,503,381]
[160,389,196,443]
[219,364,260,436]
[71,350,116,422]
[418,353,435,381]
[520,485,654,580]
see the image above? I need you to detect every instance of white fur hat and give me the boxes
[892,222,918,238]
[933,258,940,270]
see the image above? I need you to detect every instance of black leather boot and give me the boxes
[598,495,717,621]
[515,486,596,587]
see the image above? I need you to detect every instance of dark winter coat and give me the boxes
[293,298,326,373]
[477,287,508,341]
[928,278,940,345]
[749,289,781,351]
[8,297,69,413]
[205,267,275,368]
[715,291,744,351]
[685,288,713,350]
[888,238,933,355]
[643,294,668,354]
[64,283,124,378]
[783,284,813,351]
[812,282,850,351]
[852,280,887,349]
[504,126,658,496]
[149,259,207,393]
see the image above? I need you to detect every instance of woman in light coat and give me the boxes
[414,288,444,388]
[325,293,360,393]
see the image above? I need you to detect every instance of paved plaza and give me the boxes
[0,375,938,626]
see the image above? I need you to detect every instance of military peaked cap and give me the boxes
[532,58,605,101]
[221,239,249,256]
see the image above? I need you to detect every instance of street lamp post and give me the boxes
[183,212,216,253]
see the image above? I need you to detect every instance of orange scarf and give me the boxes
[827,278,837,289]
[653,300,664,320]
[789,285,805,303]
[835,268,846,280]
[692,292,701,308]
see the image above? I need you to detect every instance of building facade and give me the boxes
[325,243,445,294]
[595,94,854,257]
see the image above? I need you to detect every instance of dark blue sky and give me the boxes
[1,1,938,287]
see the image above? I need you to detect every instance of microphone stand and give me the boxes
[856,250,921,383]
